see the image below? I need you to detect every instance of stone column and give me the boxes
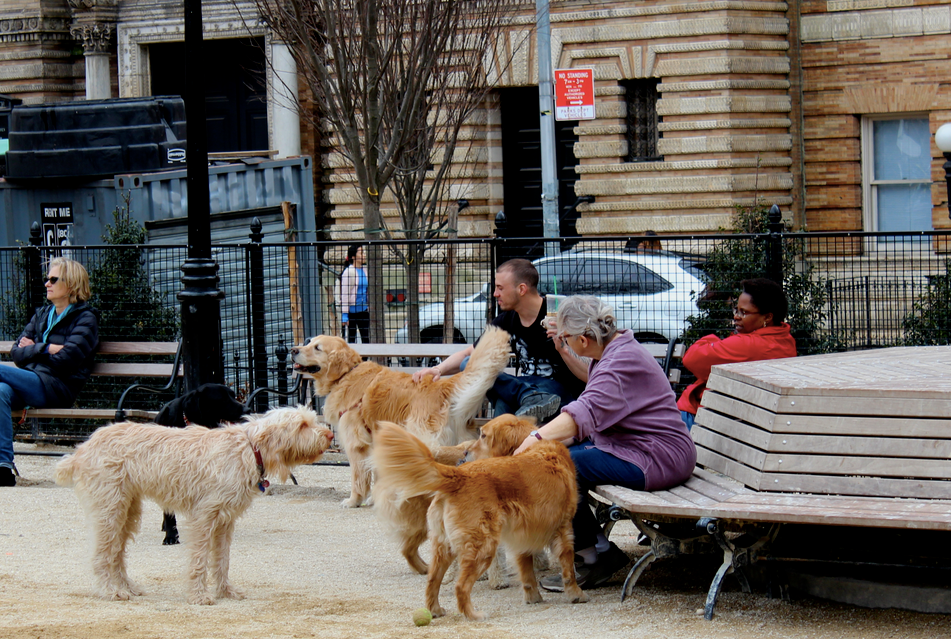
[71,23,114,100]
[271,41,301,158]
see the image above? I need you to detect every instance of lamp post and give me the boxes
[936,123,951,220]
[179,0,224,390]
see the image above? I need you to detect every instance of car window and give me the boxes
[575,258,631,295]
[576,258,673,296]
[536,257,581,295]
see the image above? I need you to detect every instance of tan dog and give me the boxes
[291,324,511,508]
[373,414,537,578]
[54,406,333,605]
[466,412,537,461]
[372,421,587,621]
[373,438,495,576]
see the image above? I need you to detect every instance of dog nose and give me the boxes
[290,347,299,356]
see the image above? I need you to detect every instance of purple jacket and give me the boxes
[562,331,697,491]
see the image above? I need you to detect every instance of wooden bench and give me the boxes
[591,346,951,619]
[0,340,182,424]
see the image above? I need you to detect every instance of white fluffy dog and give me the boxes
[55,406,333,605]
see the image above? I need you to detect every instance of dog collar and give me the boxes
[339,398,363,419]
[253,447,269,492]
[182,412,191,426]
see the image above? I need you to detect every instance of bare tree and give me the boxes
[252,0,527,343]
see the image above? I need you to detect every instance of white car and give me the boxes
[394,251,705,345]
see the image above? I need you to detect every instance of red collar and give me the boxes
[253,447,269,492]
[183,412,191,426]
[339,398,363,418]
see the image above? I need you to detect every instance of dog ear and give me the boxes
[327,347,362,381]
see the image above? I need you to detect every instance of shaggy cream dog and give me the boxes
[372,421,586,621]
[54,406,333,605]
[290,324,511,509]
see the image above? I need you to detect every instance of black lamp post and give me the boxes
[937,123,951,220]
[178,0,224,390]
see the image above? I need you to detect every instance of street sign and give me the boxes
[42,202,74,248]
[554,68,595,121]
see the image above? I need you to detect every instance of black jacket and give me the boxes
[11,302,100,407]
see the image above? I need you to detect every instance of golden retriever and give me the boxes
[54,406,333,604]
[290,324,511,508]
[372,421,587,621]
[372,414,537,578]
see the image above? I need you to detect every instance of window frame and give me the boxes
[860,114,934,241]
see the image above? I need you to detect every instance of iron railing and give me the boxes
[3,223,951,441]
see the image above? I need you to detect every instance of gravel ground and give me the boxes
[1,444,948,639]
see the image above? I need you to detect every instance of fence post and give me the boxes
[248,218,269,414]
[766,204,784,285]
[275,337,288,407]
[27,222,45,311]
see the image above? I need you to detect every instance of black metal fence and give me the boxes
[3,223,951,441]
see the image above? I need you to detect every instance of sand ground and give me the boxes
[1,445,948,639]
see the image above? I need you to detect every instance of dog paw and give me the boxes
[217,585,245,600]
[107,589,133,601]
[429,604,446,618]
[188,592,217,605]
[341,496,362,508]
[466,610,488,622]
[487,575,509,590]
[522,587,543,605]
[568,590,589,604]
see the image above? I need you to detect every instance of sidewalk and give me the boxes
[0,446,946,639]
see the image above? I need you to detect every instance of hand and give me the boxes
[412,367,441,383]
[513,435,538,456]
[48,344,64,354]
[18,337,35,347]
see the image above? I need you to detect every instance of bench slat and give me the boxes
[351,343,466,358]
[0,341,178,356]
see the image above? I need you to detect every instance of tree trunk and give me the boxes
[363,197,386,344]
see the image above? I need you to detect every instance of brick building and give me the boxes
[2,0,950,241]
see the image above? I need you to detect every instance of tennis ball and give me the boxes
[412,607,433,626]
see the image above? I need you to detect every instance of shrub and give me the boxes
[901,259,951,345]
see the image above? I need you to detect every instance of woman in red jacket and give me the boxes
[678,278,797,430]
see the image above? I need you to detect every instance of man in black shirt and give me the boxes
[413,259,585,422]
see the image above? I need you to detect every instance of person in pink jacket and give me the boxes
[678,278,797,430]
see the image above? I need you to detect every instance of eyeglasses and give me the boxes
[730,303,760,319]
[43,276,59,285]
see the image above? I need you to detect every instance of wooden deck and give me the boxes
[694,346,951,499]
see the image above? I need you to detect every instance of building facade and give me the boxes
[2,0,950,241]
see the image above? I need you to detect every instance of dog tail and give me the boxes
[53,454,79,487]
[445,324,511,439]
[372,421,457,501]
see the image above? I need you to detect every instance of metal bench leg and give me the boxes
[621,549,657,602]
[704,545,734,620]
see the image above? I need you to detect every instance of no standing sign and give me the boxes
[554,68,595,121]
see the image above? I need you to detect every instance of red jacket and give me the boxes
[677,323,797,415]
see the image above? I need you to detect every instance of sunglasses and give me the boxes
[43,276,60,285]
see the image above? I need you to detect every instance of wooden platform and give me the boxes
[694,346,951,499]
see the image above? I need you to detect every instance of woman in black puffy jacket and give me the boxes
[1,257,99,486]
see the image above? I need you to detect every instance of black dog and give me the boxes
[155,383,251,545]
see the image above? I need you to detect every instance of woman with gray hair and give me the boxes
[514,295,696,591]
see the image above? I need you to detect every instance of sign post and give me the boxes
[554,68,596,121]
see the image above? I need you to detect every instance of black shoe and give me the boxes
[0,466,16,487]
[514,392,561,423]
[540,542,630,592]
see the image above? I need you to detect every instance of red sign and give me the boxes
[554,68,595,121]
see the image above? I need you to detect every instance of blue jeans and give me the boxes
[459,357,575,416]
[488,372,574,416]
[681,411,695,431]
[0,367,48,467]
[569,443,645,550]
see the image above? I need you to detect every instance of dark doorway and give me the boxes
[499,86,579,261]
[150,38,268,153]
